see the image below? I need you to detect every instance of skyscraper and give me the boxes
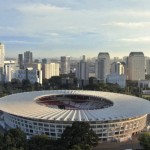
[0,43,5,68]
[18,54,24,69]
[128,52,145,81]
[76,55,89,80]
[146,59,150,75]
[60,56,70,74]
[0,43,5,82]
[110,62,125,75]
[24,51,33,68]
[42,63,59,79]
[95,52,110,82]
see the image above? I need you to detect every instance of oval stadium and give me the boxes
[0,90,150,142]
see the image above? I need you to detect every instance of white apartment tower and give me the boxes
[24,51,33,68]
[128,52,145,81]
[111,62,125,75]
[0,43,5,82]
[146,59,150,75]
[4,60,16,82]
[42,63,59,79]
[76,55,89,80]
[60,56,70,74]
[0,43,5,67]
[95,52,110,82]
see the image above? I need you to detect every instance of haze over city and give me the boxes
[1,0,150,58]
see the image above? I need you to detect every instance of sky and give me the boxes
[1,0,150,58]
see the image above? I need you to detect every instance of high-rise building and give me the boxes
[60,56,70,74]
[76,55,89,80]
[4,60,16,82]
[0,43,5,67]
[24,51,33,68]
[111,62,125,75]
[128,52,145,81]
[18,54,24,69]
[0,43,5,82]
[95,52,110,82]
[42,63,59,79]
[146,59,150,75]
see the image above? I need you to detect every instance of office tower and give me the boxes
[76,55,89,80]
[95,52,110,82]
[42,63,59,79]
[0,43,5,82]
[0,43,5,67]
[60,56,70,74]
[24,51,33,68]
[128,52,145,81]
[146,59,150,75]
[18,54,24,69]
[110,62,125,75]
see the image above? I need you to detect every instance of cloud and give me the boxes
[121,36,150,42]
[112,22,150,28]
[17,3,70,14]
[2,40,39,44]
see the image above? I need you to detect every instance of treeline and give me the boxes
[0,122,98,150]
[0,76,143,98]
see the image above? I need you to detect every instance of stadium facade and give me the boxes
[0,90,150,142]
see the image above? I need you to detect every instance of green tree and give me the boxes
[27,135,56,150]
[3,128,26,150]
[22,79,32,91]
[61,122,98,149]
[0,133,4,149]
[49,76,62,89]
[139,132,150,150]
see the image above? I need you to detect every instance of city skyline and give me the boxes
[1,0,150,58]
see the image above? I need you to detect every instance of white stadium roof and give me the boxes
[0,90,150,122]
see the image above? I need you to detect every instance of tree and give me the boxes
[3,128,26,150]
[139,132,150,150]
[61,122,98,149]
[22,79,32,91]
[0,133,4,149]
[27,135,56,150]
[48,76,62,89]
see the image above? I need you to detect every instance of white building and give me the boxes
[0,43,5,67]
[42,63,59,79]
[95,52,110,82]
[15,68,42,84]
[76,55,89,80]
[107,74,126,88]
[0,43,5,82]
[60,56,70,74]
[111,62,126,75]
[4,60,16,82]
[146,59,150,75]
[128,52,145,81]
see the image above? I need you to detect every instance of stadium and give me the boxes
[0,90,150,142]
